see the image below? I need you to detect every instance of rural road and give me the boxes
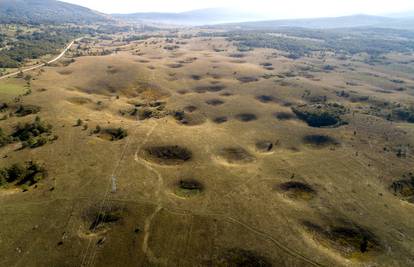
[0,38,80,81]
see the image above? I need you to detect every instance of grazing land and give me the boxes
[1,8,414,267]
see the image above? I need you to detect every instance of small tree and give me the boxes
[94,125,101,134]
[76,119,83,127]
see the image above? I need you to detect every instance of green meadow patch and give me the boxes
[0,78,27,96]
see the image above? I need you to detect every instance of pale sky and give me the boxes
[61,0,414,19]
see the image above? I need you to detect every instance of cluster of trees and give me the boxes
[0,0,108,25]
[390,106,414,123]
[11,116,54,149]
[0,161,47,188]
[0,25,124,68]
[292,103,347,128]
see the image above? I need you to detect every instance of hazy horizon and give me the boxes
[61,0,414,19]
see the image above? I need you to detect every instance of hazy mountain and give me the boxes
[113,8,264,26]
[386,10,414,18]
[221,15,398,29]
[115,11,414,30]
[0,0,109,24]
[378,18,414,29]
[1,0,413,30]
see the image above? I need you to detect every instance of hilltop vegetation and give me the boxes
[0,27,81,68]
[204,27,414,58]
[0,24,139,68]
[0,0,108,24]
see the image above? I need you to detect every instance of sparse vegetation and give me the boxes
[1,7,414,267]
[220,27,414,58]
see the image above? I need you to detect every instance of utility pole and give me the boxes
[111,175,117,193]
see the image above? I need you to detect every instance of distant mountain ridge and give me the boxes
[0,0,109,24]
[220,15,397,29]
[113,10,414,30]
[113,8,264,26]
[0,1,413,30]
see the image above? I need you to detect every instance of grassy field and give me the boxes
[0,78,27,96]
[0,28,413,267]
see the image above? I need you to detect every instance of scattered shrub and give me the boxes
[75,119,83,127]
[103,128,128,141]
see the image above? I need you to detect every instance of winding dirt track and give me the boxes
[0,38,80,81]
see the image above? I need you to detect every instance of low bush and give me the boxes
[93,126,128,141]
[104,128,128,141]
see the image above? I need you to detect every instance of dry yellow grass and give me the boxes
[0,33,413,267]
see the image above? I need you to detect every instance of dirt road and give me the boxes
[0,38,80,81]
